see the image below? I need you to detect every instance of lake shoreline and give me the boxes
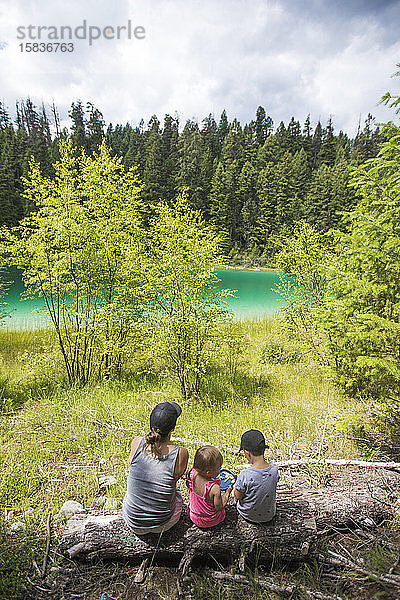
[217,264,280,273]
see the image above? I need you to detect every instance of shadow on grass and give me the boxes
[199,362,272,407]
[0,364,168,413]
[116,367,166,391]
[349,420,400,461]
[0,520,45,600]
[0,374,60,412]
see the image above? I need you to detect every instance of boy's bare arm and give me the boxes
[233,487,244,501]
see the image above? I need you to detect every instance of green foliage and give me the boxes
[274,221,334,365]
[0,98,377,263]
[3,140,235,393]
[146,196,233,399]
[260,340,301,365]
[304,157,356,231]
[0,316,356,520]
[276,95,400,446]
[324,128,400,398]
[5,140,146,385]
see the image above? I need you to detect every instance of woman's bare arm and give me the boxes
[174,446,189,478]
[127,436,142,465]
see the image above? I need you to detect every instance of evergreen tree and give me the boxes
[143,115,165,203]
[254,106,273,146]
[0,125,25,220]
[0,102,10,129]
[352,113,381,163]
[274,152,297,229]
[290,148,310,219]
[209,160,241,243]
[86,102,105,154]
[243,122,257,164]
[257,134,280,169]
[304,157,355,231]
[287,117,302,154]
[220,118,244,163]
[257,163,279,239]
[275,121,288,154]
[323,124,400,398]
[201,114,219,162]
[0,98,365,259]
[177,120,206,212]
[162,114,179,201]
[240,161,259,248]
[318,117,336,166]
[312,121,323,168]
[217,110,229,154]
[302,115,313,165]
[209,119,244,243]
[69,101,86,150]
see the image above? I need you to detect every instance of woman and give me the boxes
[122,401,189,535]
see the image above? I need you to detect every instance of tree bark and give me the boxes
[59,469,399,565]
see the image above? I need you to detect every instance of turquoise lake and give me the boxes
[215,269,284,317]
[1,267,285,328]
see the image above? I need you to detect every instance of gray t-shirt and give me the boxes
[122,437,180,530]
[235,462,279,523]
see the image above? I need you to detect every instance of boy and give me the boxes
[233,429,279,523]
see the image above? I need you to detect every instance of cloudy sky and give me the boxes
[1,0,400,136]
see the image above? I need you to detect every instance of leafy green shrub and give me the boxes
[260,341,301,365]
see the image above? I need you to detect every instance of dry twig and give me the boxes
[210,570,344,600]
[319,549,400,587]
[41,512,52,577]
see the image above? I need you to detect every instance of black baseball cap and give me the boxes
[150,401,182,435]
[239,429,268,454]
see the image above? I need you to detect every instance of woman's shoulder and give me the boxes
[130,436,144,454]
[128,436,144,464]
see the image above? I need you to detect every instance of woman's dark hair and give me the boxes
[144,427,168,458]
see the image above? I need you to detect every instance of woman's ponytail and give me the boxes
[144,427,164,458]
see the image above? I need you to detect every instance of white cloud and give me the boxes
[0,0,398,135]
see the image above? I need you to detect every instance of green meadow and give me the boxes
[0,318,361,524]
[0,316,396,600]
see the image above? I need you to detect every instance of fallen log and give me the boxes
[58,469,400,565]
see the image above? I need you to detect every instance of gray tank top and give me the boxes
[122,437,180,529]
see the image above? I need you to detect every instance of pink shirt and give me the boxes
[187,468,226,528]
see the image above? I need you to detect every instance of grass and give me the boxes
[0,319,359,519]
[0,317,368,598]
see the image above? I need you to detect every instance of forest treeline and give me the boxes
[0,99,382,263]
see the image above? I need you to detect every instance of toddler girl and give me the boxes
[187,445,232,528]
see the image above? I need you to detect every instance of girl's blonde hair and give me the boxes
[194,445,223,476]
